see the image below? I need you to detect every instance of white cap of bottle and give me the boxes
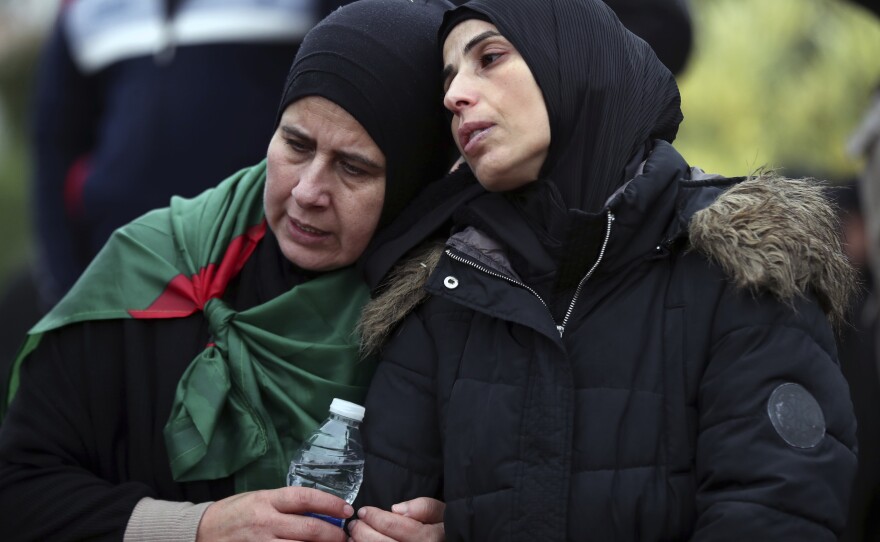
[330,398,366,422]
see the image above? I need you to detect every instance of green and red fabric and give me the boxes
[5,161,374,492]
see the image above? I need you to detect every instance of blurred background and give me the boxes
[679,0,880,177]
[0,0,57,287]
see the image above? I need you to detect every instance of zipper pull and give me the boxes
[557,325,565,337]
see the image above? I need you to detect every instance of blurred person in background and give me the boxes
[31,0,351,307]
[851,85,880,306]
[827,179,880,542]
[847,83,880,542]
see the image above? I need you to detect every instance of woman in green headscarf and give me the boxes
[0,1,454,540]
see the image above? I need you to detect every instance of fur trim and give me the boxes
[689,173,856,328]
[358,241,445,358]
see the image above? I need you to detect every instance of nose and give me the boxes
[443,74,476,115]
[291,159,332,209]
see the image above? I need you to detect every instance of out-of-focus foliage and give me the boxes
[0,44,38,283]
[676,0,880,179]
[0,0,56,283]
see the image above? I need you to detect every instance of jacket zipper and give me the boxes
[444,250,555,321]
[443,211,615,338]
[557,212,614,336]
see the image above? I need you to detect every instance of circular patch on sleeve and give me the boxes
[766,383,826,449]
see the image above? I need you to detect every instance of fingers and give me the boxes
[271,486,354,519]
[349,506,444,542]
[391,497,445,523]
[196,490,350,542]
[347,508,398,542]
[275,512,349,542]
[269,488,352,541]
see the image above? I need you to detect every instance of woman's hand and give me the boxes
[196,487,352,542]
[348,497,445,542]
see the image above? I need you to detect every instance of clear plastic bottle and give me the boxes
[287,398,365,527]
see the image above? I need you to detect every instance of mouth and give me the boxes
[288,217,329,238]
[457,121,495,155]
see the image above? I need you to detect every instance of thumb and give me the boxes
[391,497,445,523]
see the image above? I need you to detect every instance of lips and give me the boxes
[287,217,330,243]
[457,120,495,155]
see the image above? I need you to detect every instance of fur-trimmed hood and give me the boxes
[689,173,855,329]
[360,150,856,356]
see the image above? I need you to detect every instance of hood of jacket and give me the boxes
[359,142,856,354]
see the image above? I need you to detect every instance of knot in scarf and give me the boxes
[203,297,235,342]
[163,257,375,493]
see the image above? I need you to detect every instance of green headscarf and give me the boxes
[5,162,375,492]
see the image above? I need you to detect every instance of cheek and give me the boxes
[265,133,287,170]
[527,121,551,161]
[522,95,551,166]
[342,188,384,247]
[263,163,294,218]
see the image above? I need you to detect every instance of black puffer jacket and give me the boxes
[356,142,858,541]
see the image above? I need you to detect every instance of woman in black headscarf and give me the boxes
[0,1,454,541]
[350,0,859,540]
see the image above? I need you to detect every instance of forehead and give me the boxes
[282,96,363,135]
[280,96,383,157]
[442,19,500,63]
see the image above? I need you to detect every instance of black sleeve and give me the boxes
[0,323,153,541]
[356,308,444,511]
[692,285,858,540]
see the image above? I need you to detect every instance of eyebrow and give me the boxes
[281,125,384,170]
[441,30,503,84]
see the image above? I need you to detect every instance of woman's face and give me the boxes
[442,19,551,191]
[265,96,386,271]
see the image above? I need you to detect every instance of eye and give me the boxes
[479,52,504,68]
[285,137,310,154]
[340,160,367,177]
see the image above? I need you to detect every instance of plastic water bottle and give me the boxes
[287,398,365,527]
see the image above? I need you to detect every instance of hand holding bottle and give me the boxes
[196,486,353,542]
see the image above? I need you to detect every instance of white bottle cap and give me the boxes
[330,398,365,422]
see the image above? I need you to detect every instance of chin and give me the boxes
[475,168,532,192]
[289,253,350,273]
[280,246,318,271]
[472,164,503,191]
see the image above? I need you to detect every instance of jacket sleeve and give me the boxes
[356,307,445,511]
[0,325,153,541]
[124,497,212,542]
[691,283,858,540]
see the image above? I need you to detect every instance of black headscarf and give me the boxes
[277,0,455,226]
[440,0,683,214]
